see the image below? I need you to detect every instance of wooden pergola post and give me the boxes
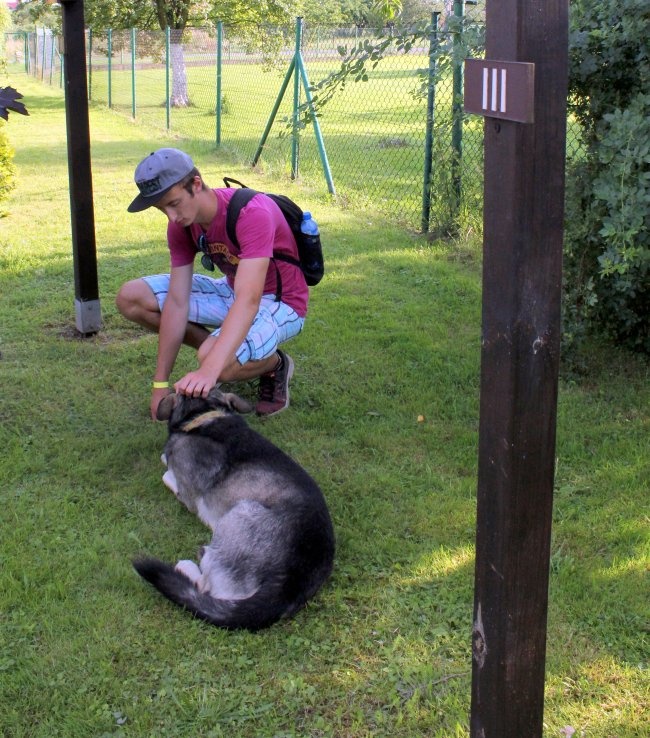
[467,0,569,735]
[60,0,101,335]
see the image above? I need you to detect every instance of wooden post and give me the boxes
[469,1,568,736]
[60,0,101,334]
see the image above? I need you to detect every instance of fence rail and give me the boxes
[4,11,583,234]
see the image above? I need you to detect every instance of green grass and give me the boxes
[0,76,648,737]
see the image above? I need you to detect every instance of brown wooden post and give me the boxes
[60,0,102,334]
[468,1,568,736]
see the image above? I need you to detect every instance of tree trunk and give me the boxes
[155,0,191,109]
[170,38,190,107]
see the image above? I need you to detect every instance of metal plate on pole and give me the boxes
[464,59,535,124]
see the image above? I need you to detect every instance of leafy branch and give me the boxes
[0,87,29,121]
[291,17,484,129]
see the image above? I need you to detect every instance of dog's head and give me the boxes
[157,387,253,427]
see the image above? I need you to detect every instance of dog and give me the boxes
[132,388,335,631]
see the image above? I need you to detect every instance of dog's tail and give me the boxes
[132,558,297,631]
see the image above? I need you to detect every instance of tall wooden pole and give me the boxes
[60,0,101,334]
[469,1,568,736]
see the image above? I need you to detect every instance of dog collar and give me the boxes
[180,409,227,432]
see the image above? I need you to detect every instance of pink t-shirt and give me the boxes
[166,188,308,317]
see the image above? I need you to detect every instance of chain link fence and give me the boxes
[4,8,583,234]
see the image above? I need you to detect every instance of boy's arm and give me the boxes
[173,257,269,398]
[150,263,193,419]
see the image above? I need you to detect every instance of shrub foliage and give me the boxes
[565,0,650,354]
[0,87,29,207]
[0,122,16,205]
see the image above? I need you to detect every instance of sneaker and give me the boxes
[255,351,294,416]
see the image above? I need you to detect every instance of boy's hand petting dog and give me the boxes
[174,368,219,400]
[150,386,171,421]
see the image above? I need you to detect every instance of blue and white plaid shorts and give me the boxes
[142,273,305,365]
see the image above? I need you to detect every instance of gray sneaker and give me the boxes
[255,351,294,416]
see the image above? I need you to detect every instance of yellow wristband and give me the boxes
[152,381,169,389]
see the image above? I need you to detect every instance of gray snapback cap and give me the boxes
[128,148,195,212]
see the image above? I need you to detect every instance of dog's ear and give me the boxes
[156,392,178,421]
[220,392,254,414]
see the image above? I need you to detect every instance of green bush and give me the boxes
[565,0,650,355]
[0,3,15,202]
[592,95,650,352]
[0,123,16,206]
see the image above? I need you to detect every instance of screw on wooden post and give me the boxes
[60,0,102,335]
[465,1,568,735]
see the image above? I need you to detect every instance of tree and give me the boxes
[373,0,402,22]
[155,1,202,106]
[9,0,63,32]
[0,0,10,57]
[82,0,297,106]
[296,0,373,27]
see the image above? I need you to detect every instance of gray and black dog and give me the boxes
[133,388,335,631]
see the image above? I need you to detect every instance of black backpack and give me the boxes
[223,177,324,288]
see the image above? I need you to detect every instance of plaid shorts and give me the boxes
[142,273,305,364]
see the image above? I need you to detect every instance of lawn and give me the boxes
[0,76,648,737]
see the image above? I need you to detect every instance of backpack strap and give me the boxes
[225,188,301,268]
[223,176,247,189]
[225,188,258,248]
[225,188,283,302]
[273,252,301,268]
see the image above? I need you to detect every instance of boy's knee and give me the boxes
[115,279,147,317]
[115,282,132,316]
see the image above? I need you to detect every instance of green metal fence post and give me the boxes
[421,13,440,233]
[216,21,223,146]
[451,0,464,219]
[252,58,296,166]
[87,28,92,99]
[23,31,28,73]
[130,28,136,118]
[250,20,335,193]
[296,53,336,195]
[291,17,303,180]
[165,26,170,130]
[107,29,112,108]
